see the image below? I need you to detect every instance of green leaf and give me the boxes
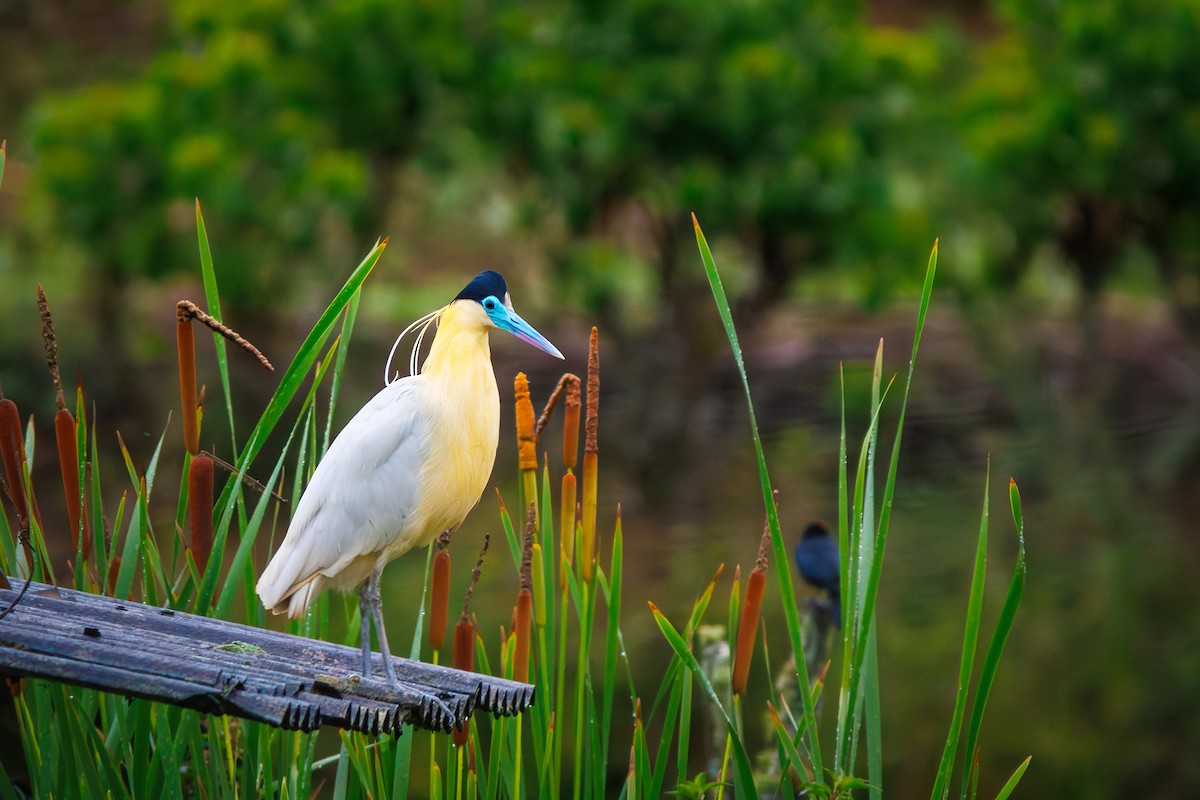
[197,239,387,615]
[649,602,757,800]
[195,201,239,458]
[931,463,990,800]
[993,756,1031,800]
[693,215,824,777]
[961,479,1027,798]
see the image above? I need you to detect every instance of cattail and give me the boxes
[0,398,28,529]
[187,453,215,574]
[430,530,452,653]
[452,618,475,747]
[514,503,535,682]
[514,373,537,470]
[177,302,200,455]
[514,373,538,526]
[0,396,38,569]
[559,375,581,581]
[733,504,775,695]
[38,286,91,561]
[580,327,600,582]
[561,374,581,470]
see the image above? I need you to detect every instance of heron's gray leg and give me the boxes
[358,579,375,680]
[364,566,398,686]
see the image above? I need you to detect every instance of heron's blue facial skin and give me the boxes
[481,295,565,359]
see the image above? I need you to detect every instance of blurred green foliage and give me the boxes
[957,0,1200,330]
[11,0,1200,329]
[14,0,940,318]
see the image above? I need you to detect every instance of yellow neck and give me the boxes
[400,299,501,550]
[422,301,492,381]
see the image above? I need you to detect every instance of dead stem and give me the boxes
[460,533,490,623]
[533,373,580,442]
[199,450,287,503]
[176,300,274,371]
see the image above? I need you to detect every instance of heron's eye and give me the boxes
[484,298,496,310]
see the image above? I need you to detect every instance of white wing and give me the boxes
[256,376,429,615]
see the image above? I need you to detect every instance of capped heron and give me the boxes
[257,270,563,682]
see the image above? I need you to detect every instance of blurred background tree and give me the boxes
[957,0,1200,340]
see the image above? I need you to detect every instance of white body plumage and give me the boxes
[256,300,501,618]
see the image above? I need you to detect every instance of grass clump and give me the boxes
[0,194,1028,797]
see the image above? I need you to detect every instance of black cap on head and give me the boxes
[455,270,508,303]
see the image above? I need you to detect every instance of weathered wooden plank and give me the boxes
[0,578,534,735]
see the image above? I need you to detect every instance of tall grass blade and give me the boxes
[322,290,362,458]
[194,201,239,458]
[992,756,1031,800]
[841,240,939,775]
[198,240,385,614]
[961,479,1027,798]
[648,602,756,799]
[692,214,824,779]
[931,462,990,800]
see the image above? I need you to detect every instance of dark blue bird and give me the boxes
[794,521,841,628]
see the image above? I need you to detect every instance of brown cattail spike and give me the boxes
[177,309,199,455]
[188,454,215,574]
[514,373,537,471]
[562,374,581,470]
[514,589,532,682]
[0,399,33,548]
[429,533,452,652]
[733,507,774,695]
[585,328,599,456]
[55,409,87,560]
[452,618,475,745]
[580,328,600,582]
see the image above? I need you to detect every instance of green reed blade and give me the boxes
[195,202,238,459]
[214,238,386,513]
[113,487,144,601]
[197,329,341,616]
[322,291,361,459]
[841,240,938,775]
[214,423,294,617]
[766,702,813,791]
[992,756,1031,800]
[863,341,884,800]
[931,463,990,800]
[600,515,623,779]
[693,215,824,778]
[961,480,1027,800]
[649,603,756,799]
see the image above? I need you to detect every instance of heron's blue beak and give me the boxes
[491,305,565,359]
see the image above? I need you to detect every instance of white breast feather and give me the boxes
[256,377,429,613]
